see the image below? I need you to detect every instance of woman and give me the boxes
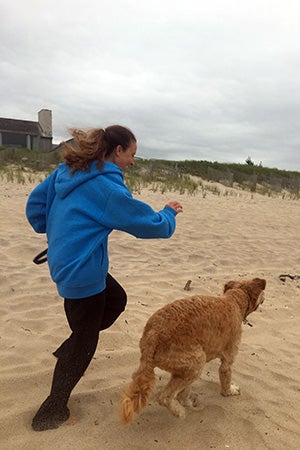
[26,125,183,431]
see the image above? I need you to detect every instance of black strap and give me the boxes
[33,248,48,265]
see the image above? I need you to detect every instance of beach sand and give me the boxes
[0,179,299,449]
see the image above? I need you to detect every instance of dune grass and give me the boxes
[0,147,299,199]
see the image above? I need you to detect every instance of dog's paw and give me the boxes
[177,389,200,408]
[169,400,186,418]
[230,383,241,395]
[157,394,186,418]
[221,384,240,396]
[180,392,200,408]
[189,392,201,407]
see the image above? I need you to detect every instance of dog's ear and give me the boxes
[224,278,266,299]
[245,278,266,308]
[250,278,266,291]
[223,281,237,293]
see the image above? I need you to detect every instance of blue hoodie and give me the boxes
[26,161,177,299]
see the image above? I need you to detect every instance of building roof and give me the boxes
[0,117,40,135]
[53,138,77,151]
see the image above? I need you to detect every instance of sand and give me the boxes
[0,179,299,450]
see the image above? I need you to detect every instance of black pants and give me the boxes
[49,273,127,405]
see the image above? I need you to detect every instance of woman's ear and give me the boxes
[115,145,123,157]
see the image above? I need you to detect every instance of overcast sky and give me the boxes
[1,0,300,171]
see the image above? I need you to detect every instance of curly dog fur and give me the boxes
[119,278,266,423]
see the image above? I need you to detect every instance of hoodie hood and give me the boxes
[55,160,124,199]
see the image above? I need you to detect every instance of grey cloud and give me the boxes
[1,0,300,171]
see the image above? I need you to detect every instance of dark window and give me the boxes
[2,132,27,147]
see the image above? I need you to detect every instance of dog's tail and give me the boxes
[118,360,156,424]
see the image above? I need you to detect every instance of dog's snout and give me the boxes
[258,292,265,305]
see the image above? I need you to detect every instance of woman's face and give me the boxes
[114,140,137,172]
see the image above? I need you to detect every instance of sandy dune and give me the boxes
[0,179,299,449]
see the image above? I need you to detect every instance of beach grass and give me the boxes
[0,147,299,198]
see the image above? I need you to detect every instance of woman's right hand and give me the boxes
[166,201,183,213]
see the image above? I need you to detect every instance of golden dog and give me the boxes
[119,278,266,424]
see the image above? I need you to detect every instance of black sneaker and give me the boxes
[32,396,70,431]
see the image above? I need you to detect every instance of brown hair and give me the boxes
[61,125,136,173]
